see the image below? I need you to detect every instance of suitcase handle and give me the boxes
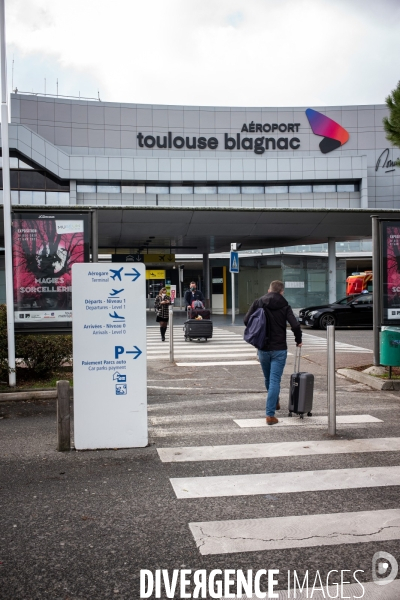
[293,345,302,373]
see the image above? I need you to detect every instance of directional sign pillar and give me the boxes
[72,263,147,449]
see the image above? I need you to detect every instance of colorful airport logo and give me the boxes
[306,108,349,154]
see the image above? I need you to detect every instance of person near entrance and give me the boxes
[244,280,302,425]
[154,287,171,341]
[184,281,204,308]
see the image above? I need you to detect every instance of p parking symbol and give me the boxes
[115,345,125,359]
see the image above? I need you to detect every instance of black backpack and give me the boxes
[243,300,271,350]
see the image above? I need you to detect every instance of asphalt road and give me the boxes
[1,324,399,600]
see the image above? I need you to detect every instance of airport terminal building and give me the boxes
[0,93,399,312]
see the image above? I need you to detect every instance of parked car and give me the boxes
[298,293,373,329]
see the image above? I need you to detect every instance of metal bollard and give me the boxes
[327,325,336,435]
[169,305,174,363]
[57,380,71,451]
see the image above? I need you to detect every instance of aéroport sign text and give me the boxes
[136,109,349,155]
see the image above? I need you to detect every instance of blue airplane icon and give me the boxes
[110,268,123,281]
[109,311,125,320]
[109,288,124,297]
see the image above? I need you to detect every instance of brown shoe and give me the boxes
[276,397,281,410]
[266,417,279,425]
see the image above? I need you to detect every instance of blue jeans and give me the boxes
[258,350,288,417]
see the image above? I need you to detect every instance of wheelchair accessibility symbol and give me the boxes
[115,384,127,395]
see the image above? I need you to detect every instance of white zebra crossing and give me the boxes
[147,326,258,363]
[146,327,372,364]
[158,436,400,463]
[289,331,373,354]
[162,430,400,567]
[150,324,393,579]
[170,465,400,499]
[189,509,400,555]
[233,414,383,428]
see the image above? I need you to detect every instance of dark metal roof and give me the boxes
[3,205,400,253]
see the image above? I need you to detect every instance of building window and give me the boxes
[97,185,121,194]
[170,186,193,194]
[241,186,264,194]
[194,186,217,194]
[289,185,312,193]
[19,191,33,204]
[18,171,47,190]
[145,186,169,194]
[45,192,70,205]
[32,191,46,204]
[218,186,240,194]
[122,185,145,193]
[337,184,356,192]
[265,186,289,194]
[313,184,336,193]
[77,184,96,193]
[45,173,69,191]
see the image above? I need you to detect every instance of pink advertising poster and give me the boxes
[12,213,89,324]
[383,221,400,322]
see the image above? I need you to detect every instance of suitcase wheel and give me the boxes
[307,412,313,417]
[184,336,191,342]
[299,413,304,420]
[288,412,292,417]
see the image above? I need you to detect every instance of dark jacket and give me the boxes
[184,289,204,307]
[244,292,302,351]
[154,294,171,320]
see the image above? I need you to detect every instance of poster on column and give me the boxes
[382,220,400,324]
[72,262,147,449]
[12,212,89,328]
[166,284,176,303]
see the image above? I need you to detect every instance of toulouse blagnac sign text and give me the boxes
[137,122,301,155]
[137,109,351,155]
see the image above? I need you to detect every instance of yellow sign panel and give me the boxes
[146,270,166,280]
[143,254,175,264]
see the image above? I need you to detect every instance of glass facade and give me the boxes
[237,254,347,311]
[75,182,359,195]
[244,239,373,254]
[0,153,70,206]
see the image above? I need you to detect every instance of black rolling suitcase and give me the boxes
[184,319,213,342]
[288,346,313,419]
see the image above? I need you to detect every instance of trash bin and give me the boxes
[380,326,400,366]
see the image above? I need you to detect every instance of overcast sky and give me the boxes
[6,0,400,107]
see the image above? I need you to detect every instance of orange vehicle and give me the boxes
[346,271,373,295]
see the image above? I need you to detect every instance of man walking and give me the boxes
[244,280,302,425]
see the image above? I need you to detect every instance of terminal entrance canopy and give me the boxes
[0,206,390,255]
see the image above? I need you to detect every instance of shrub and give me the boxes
[0,304,72,379]
[16,334,72,377]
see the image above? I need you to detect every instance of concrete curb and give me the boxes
[0,389,73,402]
[337,368,400,390]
